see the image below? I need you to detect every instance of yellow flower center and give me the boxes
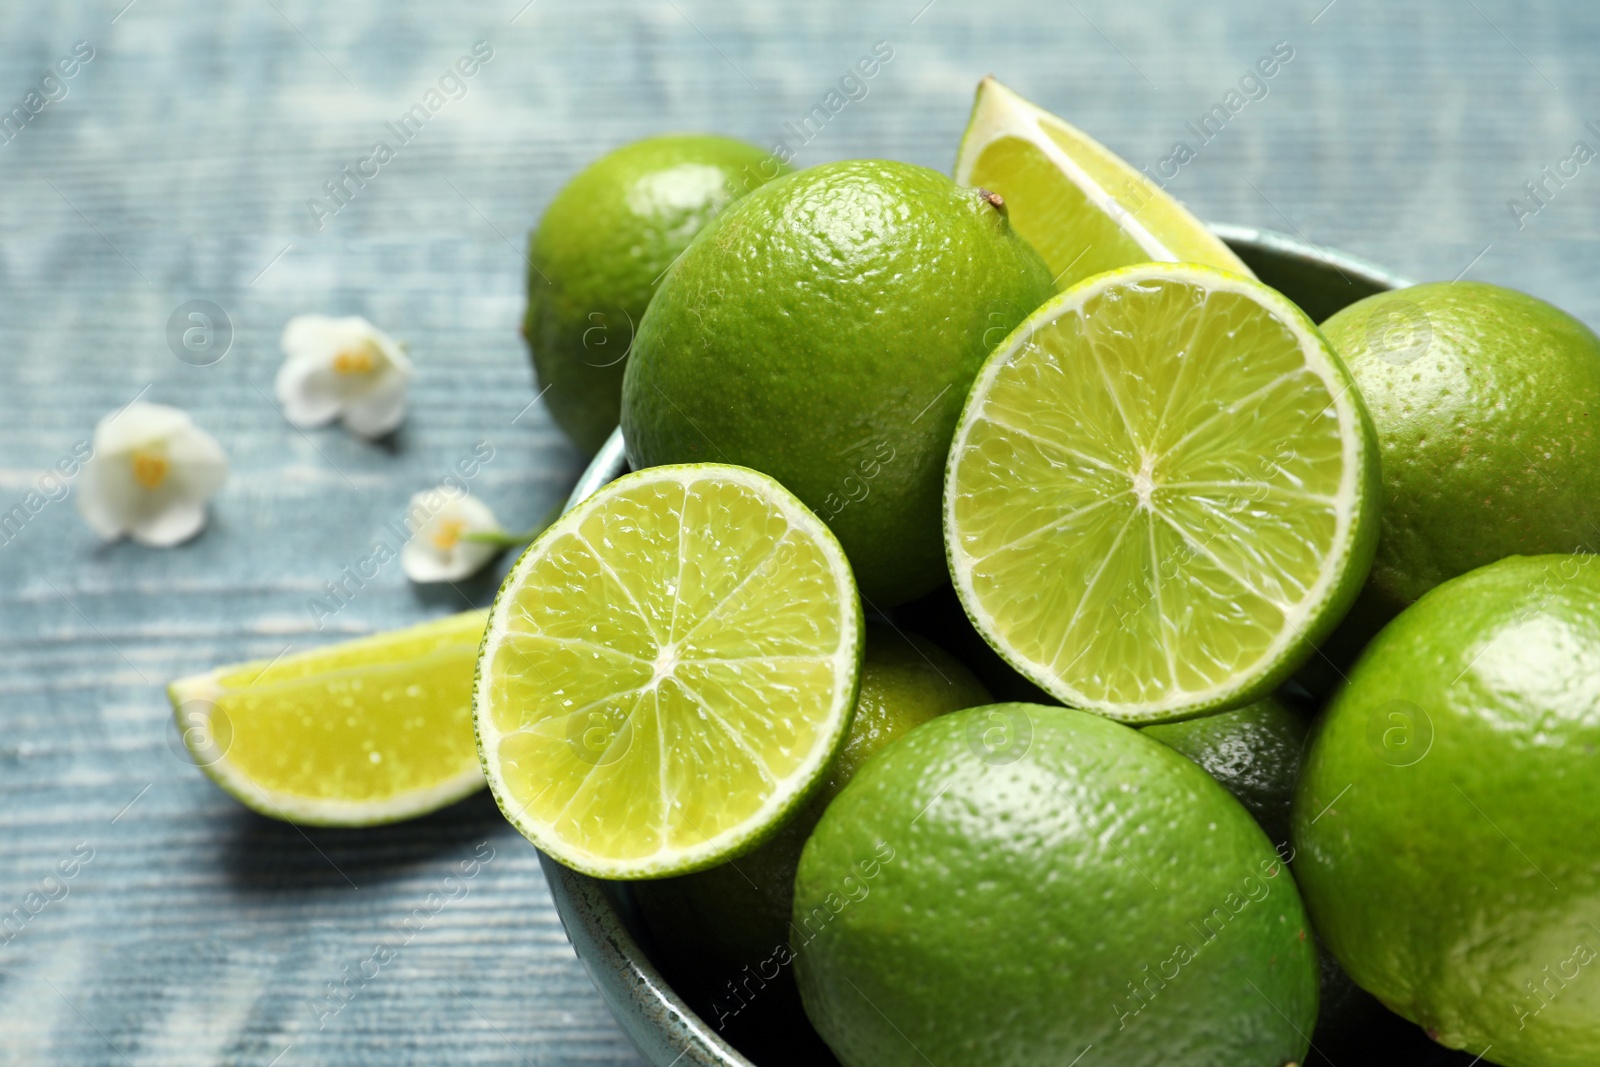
[131,450,169,490]
[332,342,380,375]
[431,519,466,552]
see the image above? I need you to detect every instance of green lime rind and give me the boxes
[620,158,1054,606]
[1307,282,1600,684]
[525,134,785,456]
[944,262,1382,723]
[1294,554,1600,1067]
[793,703,1318,1067]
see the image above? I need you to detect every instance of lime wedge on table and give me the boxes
[955,76,1252,291]
[474,464,863,879]
[945,263,1380,722]
[167,610,488,826]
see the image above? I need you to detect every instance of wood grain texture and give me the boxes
[1,0,1597,1063]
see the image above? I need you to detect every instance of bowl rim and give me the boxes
[537,223,1410,1067]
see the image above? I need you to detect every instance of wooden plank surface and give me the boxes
[1,1,1597,1063]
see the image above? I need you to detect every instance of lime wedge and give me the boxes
[474,464,863,879]
[945,263,1379,722]
[167,609,488,826]
[955,77,1252,291]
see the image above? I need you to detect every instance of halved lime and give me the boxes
[474,463,863,879]
[945,263,1379,722]
[167,609,488,826]
[955,77,1252,291]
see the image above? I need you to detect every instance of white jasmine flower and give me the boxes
[276,315,412,438]
[401,489,503,582]
[77,402,228,547]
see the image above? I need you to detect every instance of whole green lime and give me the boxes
[1143,696,1307,850]
[524,134,784,455]
[632,625,988,1058]
[1315,282,1600,664]
[1294,554,1600,1067]
[620,160,1054,604]
[794,703,1318,1067]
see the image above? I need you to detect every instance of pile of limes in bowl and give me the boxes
[170,77,1600,1067]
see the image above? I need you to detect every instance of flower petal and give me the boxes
[446,494,500,532]
[372,330,413,375]
[278,315,409,437]
[74,457,133,539]
[275,357,344,427]
[76,403,228,546]
[94,402,193,456]
[341,367,409,439]
[280,314,341,360]
[127,497,208,547]
[402,493,502,582]
[167,425,230,499]
[401,538,497,582]
[283,315,399,363]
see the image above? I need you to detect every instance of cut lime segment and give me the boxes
[945,263,1379,722]
[167,609,488,826]
[955,77,1252,291]
[474,463,863,879]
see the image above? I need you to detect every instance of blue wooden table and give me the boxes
[2,1,1596,1063]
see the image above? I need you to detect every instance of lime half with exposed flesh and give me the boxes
[473,463,863,879]
[945,262,1379,722]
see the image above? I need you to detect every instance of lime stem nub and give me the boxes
[977,188,1007,214]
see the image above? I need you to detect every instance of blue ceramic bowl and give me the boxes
[538,225,1409,1067]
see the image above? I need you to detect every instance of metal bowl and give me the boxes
[538,225,1409,1067]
